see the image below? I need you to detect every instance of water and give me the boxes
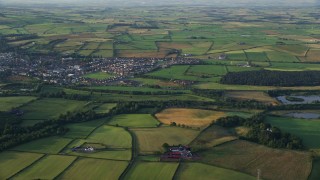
[285,112,320,119]
[277,95,320,105]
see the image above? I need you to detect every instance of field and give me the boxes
[107,114,160,128]
[199,140,312,180]
[265,116,320,150]
[0,96,37,112]
[63,118,106,138]
[309,158,320,180]
[176,163,255,180]
[94,103,117,114]
[12,136,73,154]
[83,72,115,80]
[0,151,44,179]
[124,161,179,180]
[21,98,87,120]
[224,91,279,105]
[133,126,200,153]
[13,155,77,179]
[60,158,128,179]
[155,108,226,127]
[190,125,237,150]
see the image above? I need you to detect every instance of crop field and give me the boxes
[124,161,179,180]
[133,126,200,153]
[21,98,87,120]
[0,96,37,112]
[83,72,115,80]
[303,49,320,62]
[13,155,77,179]
[94,103,117,114]
[12,136,72,154]
[60,158,128,180]
[199,140,312,180]
[224,91,279,105]
[0,151,44,179]
[155,108,226,127]
[107,114,160,128]
[265,116,320,150]
[176,163,255,180]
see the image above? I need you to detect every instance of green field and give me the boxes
[83,72,115,80]
[64,118,106,138]
[265,116,320,150]
[21,98,87,120]
[0,151,44,179]
[133,126,200,153]
[60,158,128,179]
[125,161,179,180]
[94,103,117,114]
[107,114,160,128]
[12,136,73,154]
[176,163,255,180]
[14,155,77,179]
[309,158,320,180]
[0,96,37,112]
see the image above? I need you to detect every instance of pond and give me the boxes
[277,95,320,105]
[285,112,320,119]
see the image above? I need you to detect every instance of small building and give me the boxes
[218,54,227,60]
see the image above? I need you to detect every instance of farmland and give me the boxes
[0,3,320,180]
[155,108,226,127]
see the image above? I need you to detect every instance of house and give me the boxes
[218,54,227,60]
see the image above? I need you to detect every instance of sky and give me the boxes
[1,0,319,7]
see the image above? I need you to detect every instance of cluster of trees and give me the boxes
[214,114,304,150]
[221,70,320,86]
[39,91,91,101]
[0,70,12,82]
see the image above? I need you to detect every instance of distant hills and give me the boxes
[1,0,320,7]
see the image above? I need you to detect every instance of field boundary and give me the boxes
[7,153,46,179]
[54,156,80,180]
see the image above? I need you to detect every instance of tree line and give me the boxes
[214,114,304,150]
[221,70,320,86]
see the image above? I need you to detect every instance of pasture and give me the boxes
[176,163,255,180]
[199,140,312,180]
[0,96,37,112]
[125,161,179,180]
[224,91,279,105]
[63,118,106,138]
[107,114,160,128]
[133,126,199,153]
[94,103,117,114]
[12,136,73,154]
[60,158,128,180]
[0,151,44,179]
[83,72,115,80]
[14,155,77,179]
[265,116,320,150]
[155,108,226,127]
[21,98,87,120]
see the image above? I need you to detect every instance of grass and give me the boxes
[83,72,114,80]
[265,116,320,150]
[133,126,200,153]
[63,118,106,138]
[124,161,179,180]
[266,51,299,62]
[94,103,117,114]
[309,158,320,180]
[224,91,279,105]
[60,158,128,180]
[0,151,44,179]
[12,136,73,154]
[21,98,87,120]
[107,114,160,128]
[132,78,181,87]
[14,155,77,179]
[86,125,132,148]
[155,108,226,127]
[176,163,255,180]
[190,125,237,150]
[186,65,227,76]
[199,140,312,180]
[0,96,37,112]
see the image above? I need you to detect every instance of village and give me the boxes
[0,52,201,86]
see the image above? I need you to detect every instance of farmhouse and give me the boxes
[161,145,194,161]
[218,54,227,60]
